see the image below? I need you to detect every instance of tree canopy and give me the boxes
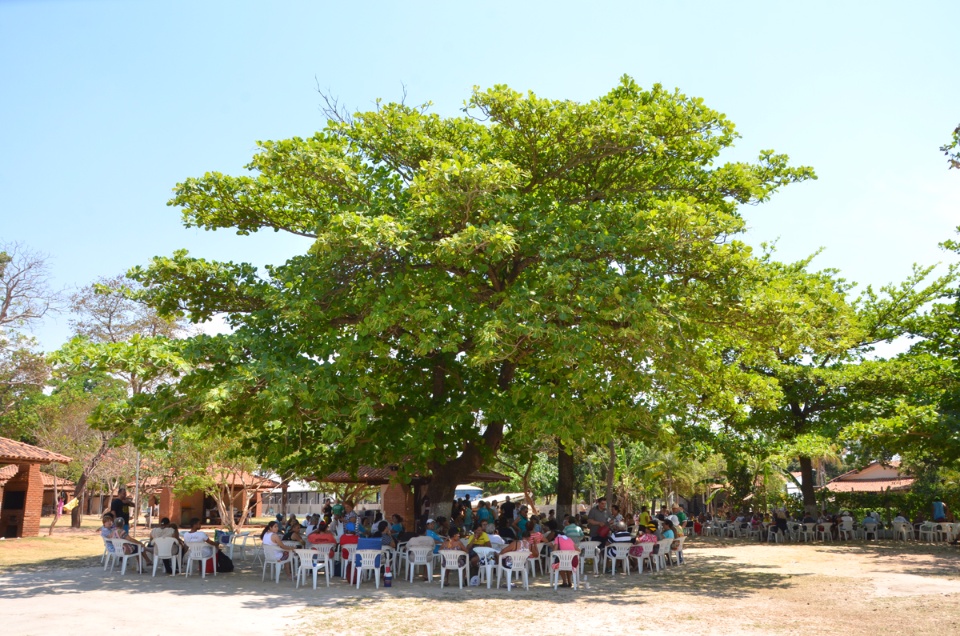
[121,77,816,512]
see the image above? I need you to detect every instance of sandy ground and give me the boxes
[1,538,959,636]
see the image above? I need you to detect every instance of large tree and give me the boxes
[737,256,956,514]
[124,78,814,518]
[50,276,183,526]
[0,241,60,426]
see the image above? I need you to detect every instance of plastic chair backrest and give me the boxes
[579,541,600,557]
[263,540,286,562]
[656,538,673,556]
[439,549,466,569]
[553,549,579,570]
[356,549,382,569]
[473,547,496,565]
[153,537,178,558]
[408,545,433,564]
[504,552,529,571]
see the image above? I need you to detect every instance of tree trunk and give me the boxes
[556,438,575,522]
[425,361,513,522]
[798,455,818,516]
[605,439,615,504]
[71,435,112,528]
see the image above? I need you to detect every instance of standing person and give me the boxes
[110,488,134,533]
[477,501,494,526]
[501,496,516,521]
[933,499,951,522]
[587,497,611,543]
[463,496,474,530]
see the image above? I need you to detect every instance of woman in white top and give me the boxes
[261,520,296,563]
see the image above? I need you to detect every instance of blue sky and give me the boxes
[2,1,958,350]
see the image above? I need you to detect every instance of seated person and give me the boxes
[424,519,443,553]
[390,514,405,535]
[374,520,396,549]
[636,524,658,543]
[149,517,178,574]
[562,515,584,540]
[440,528,468,581]
[102,513,154,567]
[606,521,634,557]
[498,529,538,569]
[262,520,297,570]
[182,518,218,557]
[282,519,305,546]
[306,521,337,557]
[552,530,578,587]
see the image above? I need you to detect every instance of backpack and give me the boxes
[216,551,234,573]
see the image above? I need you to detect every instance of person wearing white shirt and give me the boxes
[182,518,218,558]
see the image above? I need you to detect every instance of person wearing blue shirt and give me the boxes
[425,518,443,553]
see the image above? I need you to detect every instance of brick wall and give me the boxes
[381,483,415,531]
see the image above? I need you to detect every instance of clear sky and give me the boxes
[2,0,958,350]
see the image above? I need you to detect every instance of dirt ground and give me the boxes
[1,537,958,636]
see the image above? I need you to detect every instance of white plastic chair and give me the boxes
[817,523,833,542]
[355,549,382,588]
[630,542,656,574]
[295,548,330,589]
[653,538,674,570]
[837,520,855,541]
[551,549,580,589]
[110,538,144,575]
[102,537,118,571]
[496,552,530,591]
[380,546,396,572]
[262,544,295,583]
[527,542,547,576]
[151,537,181,576]
[670,536,686,565]
[861,523,879,541]
[438,549,468,589]
[919,522,936,542]
[800,523,817,542]
[473,546,497,589]
[100,537,112,565]
[892,521,913,542]
[604,543,632,575]
[337,543,356,579]
[183,541,216,578]
[579,541,601,575]
[406,545,435,583]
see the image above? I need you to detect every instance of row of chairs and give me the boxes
[102,537,217,577]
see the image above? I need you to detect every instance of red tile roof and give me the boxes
[40,472,75,490]
[135,469,278,491]
[823,461,914,493]
[0,437,71,464]
[0,464,17,486]
[823,478,915,493]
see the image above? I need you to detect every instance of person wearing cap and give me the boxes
[424,518,443,553]
[637,523,658,543]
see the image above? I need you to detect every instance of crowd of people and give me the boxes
[258,495,690,585]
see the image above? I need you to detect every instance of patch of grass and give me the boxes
[0,532,103,571]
